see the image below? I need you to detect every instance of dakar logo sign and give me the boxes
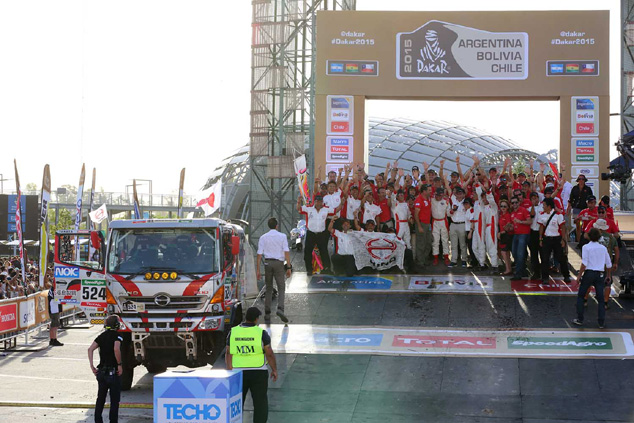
[397,20,528,80]
[365,237,397,260]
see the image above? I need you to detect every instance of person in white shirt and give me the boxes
[431,188,451,266]
[360,191,382,226]
[538,197,571,284]
[322,181,342,218]
[528,192,544,279]
[328,218,356,276]
[391,189,412,249]
[297,195,341,276]
[448,187,468,267]
[256,217,292,322]
[573,227,612,328]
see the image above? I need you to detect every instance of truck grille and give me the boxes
[121,295,207,311]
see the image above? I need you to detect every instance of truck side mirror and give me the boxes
[231,236,240,256]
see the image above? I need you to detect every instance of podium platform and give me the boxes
[154,369,243,423]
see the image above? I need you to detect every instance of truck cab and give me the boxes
[54,218,246,390]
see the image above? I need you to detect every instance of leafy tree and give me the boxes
[25,183,38,194]
[48,208,74,238]
[512,157,528,176]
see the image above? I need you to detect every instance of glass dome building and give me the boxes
[204,118,557,221]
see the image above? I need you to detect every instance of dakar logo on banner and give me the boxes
[397,20,528,80]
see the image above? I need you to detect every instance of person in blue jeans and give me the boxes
[510,196,532,280]
[573,228,612,329]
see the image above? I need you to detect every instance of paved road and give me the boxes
[1,269,633,422]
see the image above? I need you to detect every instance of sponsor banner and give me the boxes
[326,136,353,163]
[327,60,379,76]
[34,291,49,324]
[326,95,354,136]
[18,299,35,329]
[346,231,406,270]
[393,335,496,349]
[571,138,598,165]
[409,275,492,291]
[157,398,225,423]
[547,60,599,76]
[511,279,616,295]
[266,325,634,358]
[0,303,18,333]
[294,155,310,205]
[508,337,612,350]
[571,97,599,136]
[54,278,82,304]
[314,333,383,346]
[397,21,528,80]
[54,266,80,278]
[572,166,600,179]
[308,275,392,290]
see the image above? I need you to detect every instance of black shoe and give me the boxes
[276,310,289,323]
[584,300,588,308]
[448,262,457,268]
[264,314,271,323]
[604,302,610,310]
[49,339,64,347]
[598,322,605,329]
[563,277,571,283]
[572,318,583,326]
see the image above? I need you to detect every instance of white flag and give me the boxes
[89,204,108,224]
[195,181,222,216]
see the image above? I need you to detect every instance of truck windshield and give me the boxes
[107,228,218,276]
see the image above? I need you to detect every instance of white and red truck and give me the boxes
[53,218,247,390]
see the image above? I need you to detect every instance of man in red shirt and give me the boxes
[414,184,432,270]
[575,195,599,239]
[376,187,393,231]
[510,196,532,280]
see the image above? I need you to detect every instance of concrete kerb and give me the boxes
[0,401,152,409]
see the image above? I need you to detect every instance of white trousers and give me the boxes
[449,223,468,263]
[432,219,449,256]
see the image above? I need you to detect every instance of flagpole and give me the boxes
[133,179,141,219]
[39,165,51,288]
[74,164,86,262]
[177,168,185,219]
[13,160,26,285]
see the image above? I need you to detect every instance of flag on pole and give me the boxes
[89,204,108,224]
[74,164,86,262]
[549,162,560,183]
[13,160,26,285]
[133,179,141,219]
[195,181,222,216]
[39,164,51,287]
[88,168,97,260]
[177,168,185,218]
[294,154,310,205]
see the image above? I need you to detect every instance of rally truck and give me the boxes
[53,219,247,390]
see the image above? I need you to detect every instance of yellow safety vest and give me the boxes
[229,325,265,368]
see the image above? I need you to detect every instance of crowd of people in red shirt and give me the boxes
[297,155,620,286]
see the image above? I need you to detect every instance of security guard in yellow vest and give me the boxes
[226,307,278,423]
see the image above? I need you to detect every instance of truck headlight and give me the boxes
[211,304,222,313]
[199,318,220,330]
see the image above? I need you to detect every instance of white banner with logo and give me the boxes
[345,231,406,270]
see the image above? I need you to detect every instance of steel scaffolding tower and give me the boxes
[621,0,634,209]
[249,0,355,245]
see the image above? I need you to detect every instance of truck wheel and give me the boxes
[144,363,167,374]
[120,337,135,391]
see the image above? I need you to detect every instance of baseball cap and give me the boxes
[314,195,324,201]
[545,183,555,188]
[455,187,465,194]
[518,172,526,177]
[587,195,597,202]
[544,186,554,194]
[435,188,445,195]
[411,166,419,172]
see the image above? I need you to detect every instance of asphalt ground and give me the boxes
[0,243,632,422]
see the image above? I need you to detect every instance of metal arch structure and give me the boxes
[203,145,250,221]
[248,0,356,246]
[621,0,634,210]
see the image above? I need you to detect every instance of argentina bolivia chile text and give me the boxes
[397,20,528,80]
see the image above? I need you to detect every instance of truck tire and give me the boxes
[144,363,167,374]
[120,337,135,391]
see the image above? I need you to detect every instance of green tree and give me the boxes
[48,208,74,239]
[25,183,38,194]
[512,157,527,175]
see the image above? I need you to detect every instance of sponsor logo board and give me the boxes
[327,95,354,136]
[326,136,353,163]
[314,333,383,346]
[397,21,528,80]
[19,299,35,329]
[572,97,599,136]
[157,398,225,423]
[571,138,598,165]
[409,276,492,291]
[571,166,600,179]
[508,337,612,350]
[0,303,18,333]
[308,275,392,290]
[393,335,496,349]
[267,325,634,357]
[54,266,80,278]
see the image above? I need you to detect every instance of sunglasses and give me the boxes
[500,205,508,208]
[510,201,518,204]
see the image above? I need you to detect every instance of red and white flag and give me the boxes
[89,204,108,224]
[195,181,222,216]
